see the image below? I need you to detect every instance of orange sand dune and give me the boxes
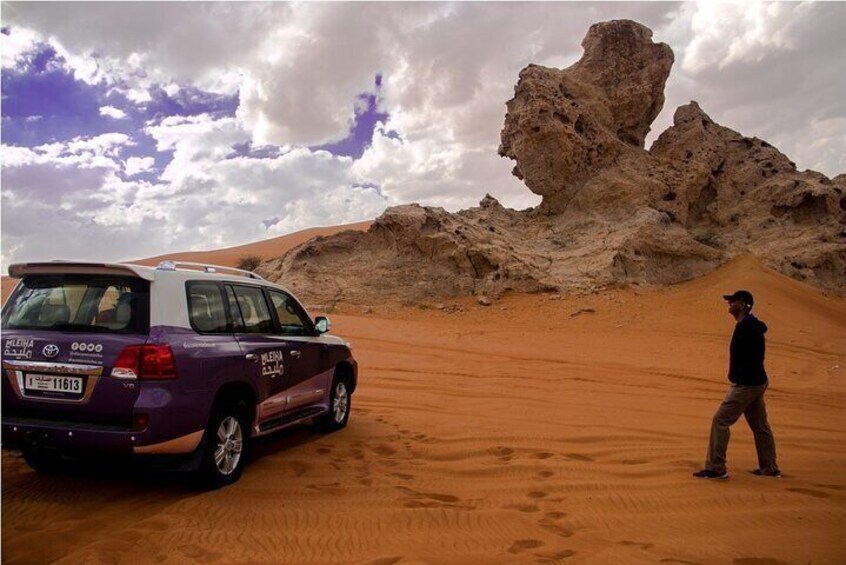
[132,220,372,268]
[2,255,845,564]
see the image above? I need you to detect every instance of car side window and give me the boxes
[268,290,312,336]
[186,282,228,333]
[230,285,274,334]
[224,285,243,333]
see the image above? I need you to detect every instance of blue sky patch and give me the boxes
[315,75,396,159]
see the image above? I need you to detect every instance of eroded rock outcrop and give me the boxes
[650,102,845,290]
[261,19,844,305]
[498,20,673,212]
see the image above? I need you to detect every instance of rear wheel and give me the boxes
[198,408,249,489]
[316,376,351,433]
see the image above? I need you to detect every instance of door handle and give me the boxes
[245,353,258,361]
[290,350,302,358]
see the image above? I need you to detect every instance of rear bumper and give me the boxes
[2,416,204,455]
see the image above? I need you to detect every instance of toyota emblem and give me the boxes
[42,344,60,359]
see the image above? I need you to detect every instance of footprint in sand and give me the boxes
[618,540,654,550]
[532,451,555,460]
[537,470,555,479]
[527,490,548,499]
[544,511,567,520]
[399,486,470,509]
[307,482,347,495]
[539,519,574,538]
[508,539,545,554]
[316,446,332,455]
[787,487,830,499]
[491,446,515,462]
[504,503,540,513]
[289,460,309,477]
[373,444,397,457]
[812,483,845,491]
[535,549,576,563]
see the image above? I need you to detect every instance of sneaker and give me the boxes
[692,469,728,480]
[751,468,781,478]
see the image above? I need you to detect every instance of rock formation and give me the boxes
[260,19,845,305]
[498,20,673,212]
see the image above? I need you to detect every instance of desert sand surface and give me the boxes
[2,255,845,564]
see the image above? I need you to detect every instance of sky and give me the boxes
[1,1,844,267]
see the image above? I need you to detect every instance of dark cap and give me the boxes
[723,290,754,307]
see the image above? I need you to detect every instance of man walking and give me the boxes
[693,290,780,480]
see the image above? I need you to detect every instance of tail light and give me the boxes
[133,412,149,430]
[112,344,177,380]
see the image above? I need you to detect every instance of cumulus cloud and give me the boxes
[142,114,389,244]
[124,156,154,176]
[1,118,389,264]
[99,105,126,119]
[0,25,41,70]
[3,2,283,93]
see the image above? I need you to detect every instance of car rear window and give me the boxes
[1,275,150,334]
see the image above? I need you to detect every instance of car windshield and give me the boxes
[1,274,150,334]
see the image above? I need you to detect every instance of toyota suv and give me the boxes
[1,261,357,488]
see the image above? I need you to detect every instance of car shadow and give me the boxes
[3,419,330,492]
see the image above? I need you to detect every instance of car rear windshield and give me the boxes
[1,274,150,334]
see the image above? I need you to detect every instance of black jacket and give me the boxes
[728,314,768,386]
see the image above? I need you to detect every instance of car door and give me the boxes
[265,289,328,412]
[226,284,296,431]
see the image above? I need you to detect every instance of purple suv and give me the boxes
[1,261,357,487]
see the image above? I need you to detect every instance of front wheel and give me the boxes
[198,410,248,489]
[316,377,351,433]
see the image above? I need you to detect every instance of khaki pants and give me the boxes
[705,383,778,474]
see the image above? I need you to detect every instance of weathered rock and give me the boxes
[498,19,673,212]
[477,296,493,307]
[260,198,559,305]
[649,102,846,291]
[573,20,675,147]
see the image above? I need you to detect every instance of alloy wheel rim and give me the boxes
[214,416,243,475]
[333,382,348,422]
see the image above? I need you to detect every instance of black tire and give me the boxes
[198,408,249,489]
[315,375,352,433]
[21,448,63,474]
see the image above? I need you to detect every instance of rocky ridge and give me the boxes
[260,20,845,305]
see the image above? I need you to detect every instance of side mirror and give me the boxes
[314,316,331,334]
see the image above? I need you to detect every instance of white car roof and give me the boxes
[7,261,288,291]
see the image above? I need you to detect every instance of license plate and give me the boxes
[25,374,84,395]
